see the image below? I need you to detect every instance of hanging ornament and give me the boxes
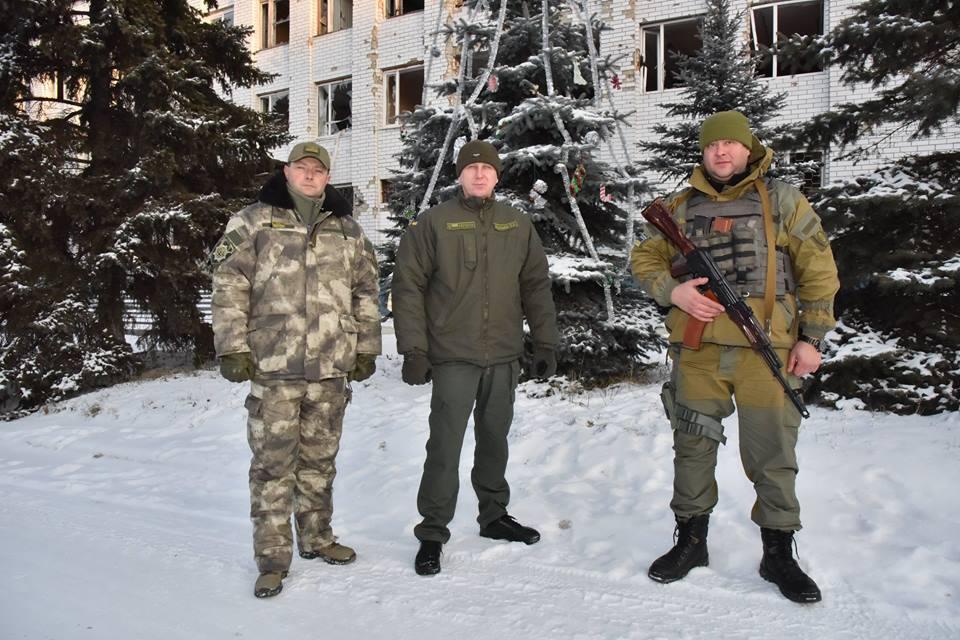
[569,163,586,196]
[610,73,622,90]
[529,179,548,209]
[487,73,499,93]
[572,62,588,86]
[452,136,467,163]
[600,184,614,203]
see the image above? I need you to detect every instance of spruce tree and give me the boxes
[782,0,960,414]
[386,0,661,382]
[0,0,287,415]
[637,0,788,188]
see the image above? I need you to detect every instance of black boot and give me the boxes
[759,528,822,603]
[479,514,541,545]
[415,540,442,576]
[648,515,709,583]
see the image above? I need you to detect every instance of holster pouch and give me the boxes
[661,381,726,445]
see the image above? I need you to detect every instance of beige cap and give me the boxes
[288,141,331,169]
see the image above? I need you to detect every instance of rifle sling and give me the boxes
[755,179,776,333]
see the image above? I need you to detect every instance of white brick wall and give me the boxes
[209,0,959,241]
[597,0,960,188]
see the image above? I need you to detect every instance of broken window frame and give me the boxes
[317,78,353,136]
[384,65,424,126]
[260,0,290,49]
[317,0,353,35]
[639,16,703,93]
[386,0,424,18]
[259,89,290,131]
[750,0,825,78]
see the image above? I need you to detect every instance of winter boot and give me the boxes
[254,570,288,599]
[415,540,442,576]
[759,528,822,603]
[300,541,357,565]
[479,514,541,545]
[647,514,709,583]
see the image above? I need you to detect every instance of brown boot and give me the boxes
[254,570,288,598]
[300,541,356,565]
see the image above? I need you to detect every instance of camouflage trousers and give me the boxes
[245,378,350,573]
[661,343,804,531]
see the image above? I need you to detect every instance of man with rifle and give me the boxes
[631,111,839,603]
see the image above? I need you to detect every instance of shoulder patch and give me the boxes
[446,221,477,231]
[205,227,248,274]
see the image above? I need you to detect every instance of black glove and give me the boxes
[220,352,254,383]
[349,353,377,382]
[532,346,557,380]
[402,353,432,385]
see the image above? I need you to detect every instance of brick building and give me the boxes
[203,0,960,243]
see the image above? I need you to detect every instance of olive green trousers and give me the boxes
[414,361,520,543]
[661,343,804,531]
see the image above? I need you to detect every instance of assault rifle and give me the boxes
[642,199,810,419]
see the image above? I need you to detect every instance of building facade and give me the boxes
[204,0,960,243]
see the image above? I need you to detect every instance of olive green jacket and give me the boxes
[393,192,559,366]
[631,145,839,348]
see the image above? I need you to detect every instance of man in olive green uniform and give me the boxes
[209,142,381,598]
[393,140,559,576]
[631,112,839,603]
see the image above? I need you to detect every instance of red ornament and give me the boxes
[611,74,622,90]
[487,73,499,93]
[569,163,587,195]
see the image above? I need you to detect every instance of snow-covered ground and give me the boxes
[2,326,958,639]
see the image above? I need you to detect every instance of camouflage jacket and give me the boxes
[393,191,558,366]
[631,144,839,348]
[209,172,381,381]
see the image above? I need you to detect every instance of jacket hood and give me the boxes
[258,170,352,217]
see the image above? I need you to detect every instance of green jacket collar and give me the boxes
[287,185,327,227]
[458,189,496,213]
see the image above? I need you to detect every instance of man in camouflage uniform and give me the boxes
[393,140,559,576]
[209,141,381,598]
[631,112,839,603]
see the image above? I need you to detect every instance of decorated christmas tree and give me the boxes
[385,0,661,382]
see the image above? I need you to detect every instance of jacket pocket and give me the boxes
[775,296,797,333]
[462,232,477,270]
[336,314,360,372]
[247,314,286,370]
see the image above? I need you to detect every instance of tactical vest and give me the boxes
[669,182,796,299]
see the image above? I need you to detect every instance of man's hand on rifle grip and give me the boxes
[670,277,726,322]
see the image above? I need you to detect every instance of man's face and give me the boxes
[702,139,751,184]
[284,157,330,197]
[459,162,499,199]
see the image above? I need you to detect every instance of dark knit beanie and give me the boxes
[456,140,502,177]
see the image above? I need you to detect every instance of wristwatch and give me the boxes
[798,335,823,352]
